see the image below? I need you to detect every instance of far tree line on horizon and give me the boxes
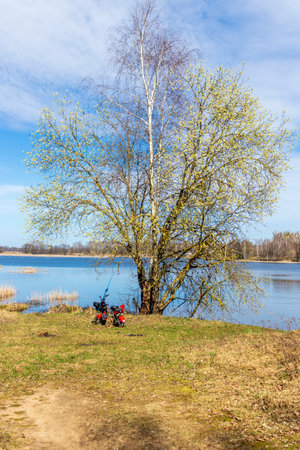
[2,231,300,262]
[21,1,295,316]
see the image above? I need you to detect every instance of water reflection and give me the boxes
[271,278,300,290]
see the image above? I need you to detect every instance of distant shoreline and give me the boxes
[240,259,300,264]
[1,252,300,263]
[0,252,114,258]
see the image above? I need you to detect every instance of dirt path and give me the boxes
[1,386,186,449]
[1,387,173,449]
[1,387,101,450]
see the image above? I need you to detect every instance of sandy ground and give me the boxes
[0,387,115,449]
[0,386,177,450]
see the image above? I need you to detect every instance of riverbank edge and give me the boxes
[1,251,300,263]
[0,252,116,258]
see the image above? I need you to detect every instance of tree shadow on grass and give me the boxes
[119,415,169,450]
[82,413,172,449]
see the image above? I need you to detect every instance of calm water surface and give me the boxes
[0,256,299,330]
[0,256,137,311]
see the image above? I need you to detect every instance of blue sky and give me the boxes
[1,0,300,246]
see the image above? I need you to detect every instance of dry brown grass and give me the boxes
[0,309,18,324]
[184,330,300,447]
[27,289,79,308]
[47,304,83,313]
[272,332,299,380]
[5,302,29,312]
[0,285,16,299]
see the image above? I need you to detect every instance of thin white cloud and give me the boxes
[0,0,127,80]
[1,0,300,132]
[0,185,26,196]
[0,0,128,127]
[162,0,300,128]
[0,76,44,128]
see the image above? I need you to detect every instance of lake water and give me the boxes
[0,256,299,330]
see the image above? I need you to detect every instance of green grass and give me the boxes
[0,310,299,449]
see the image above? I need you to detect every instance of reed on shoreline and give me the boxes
[28,289,78,307]
[0,285,16,299]
[10,267,39,274]
[47,289,78,303]
[22,267,38,274]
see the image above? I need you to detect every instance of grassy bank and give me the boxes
[0,310,299,449]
